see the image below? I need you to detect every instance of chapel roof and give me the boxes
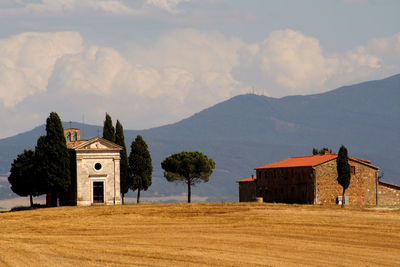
[66,136,122,151]
[66,140,87,149]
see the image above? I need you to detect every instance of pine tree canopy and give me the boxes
[161,151,215,185]
[161,151,215,203]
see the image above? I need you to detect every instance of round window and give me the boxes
[94,163,102,170]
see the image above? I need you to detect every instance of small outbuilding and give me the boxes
[237,175,257,202]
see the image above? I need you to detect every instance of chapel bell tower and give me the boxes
[64,128,80,142]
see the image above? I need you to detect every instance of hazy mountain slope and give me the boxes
[0,74,399,202]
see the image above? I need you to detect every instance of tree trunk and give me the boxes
[341,188,345,208]
[137,188,141,204]
[121,193,125,205]
[188,181,191,203]
[29,194,33,208]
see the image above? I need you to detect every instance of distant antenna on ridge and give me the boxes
[82,114,85,139]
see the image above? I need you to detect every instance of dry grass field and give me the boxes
[0,203,399,266]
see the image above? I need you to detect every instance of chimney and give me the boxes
[323,148,331,155]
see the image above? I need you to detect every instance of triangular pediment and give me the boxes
[73,137,122,151]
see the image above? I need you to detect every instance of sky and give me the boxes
[0,0,399,138]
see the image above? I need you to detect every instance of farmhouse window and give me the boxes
[351,166,356,175]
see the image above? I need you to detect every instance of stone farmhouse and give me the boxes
[47,128,122,206]
[238,150,400,206]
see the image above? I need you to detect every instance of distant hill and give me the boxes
[1,73,399,202]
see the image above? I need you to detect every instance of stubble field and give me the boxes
[0,203,399,266]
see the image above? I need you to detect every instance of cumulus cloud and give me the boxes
[234,29,400,97]
[1,29,400,138]
[0,32,82,107]
[46,29,247,129]
[51,46,129,96]
[234,30,337,96]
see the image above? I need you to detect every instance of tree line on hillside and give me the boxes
[8,112,216,207]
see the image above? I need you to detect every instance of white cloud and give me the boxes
[47,29,247,129]
[0,32,82,107]
[145,0,192,13]
[51,46,129,96]
[234,30,400,97]
[1,29,400,139]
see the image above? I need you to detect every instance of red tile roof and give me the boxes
[256,153,379,170]
[237,176,257,183]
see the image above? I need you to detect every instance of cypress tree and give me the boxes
[38,112,71,206]
[103,113,115,143]
[129,135,152,204]
[337,145,351,208]
[115,120,130,204]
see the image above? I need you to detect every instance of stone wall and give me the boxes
[378,182,400,206]
[315,159,378,205]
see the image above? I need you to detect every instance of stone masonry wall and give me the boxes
[378,183,400,206]
[315,159,377,205]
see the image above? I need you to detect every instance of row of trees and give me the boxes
[102,113,153,204]
[9,112,71,207]
[9,112,216,206]
[103,113,216,203]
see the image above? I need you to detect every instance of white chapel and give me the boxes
[47,128,122,206]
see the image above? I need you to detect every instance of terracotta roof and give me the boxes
[66,137,123,151]
[66,140,87,149]
[237,176,257,183]
[256,154,337,169]
[256,153,379,170]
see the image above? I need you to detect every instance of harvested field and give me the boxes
[0,203,399,266]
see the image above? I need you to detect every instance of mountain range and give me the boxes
[1,73,399,203]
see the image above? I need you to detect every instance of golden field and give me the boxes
[0,203,399,266]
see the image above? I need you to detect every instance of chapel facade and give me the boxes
[47,128,122,206]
